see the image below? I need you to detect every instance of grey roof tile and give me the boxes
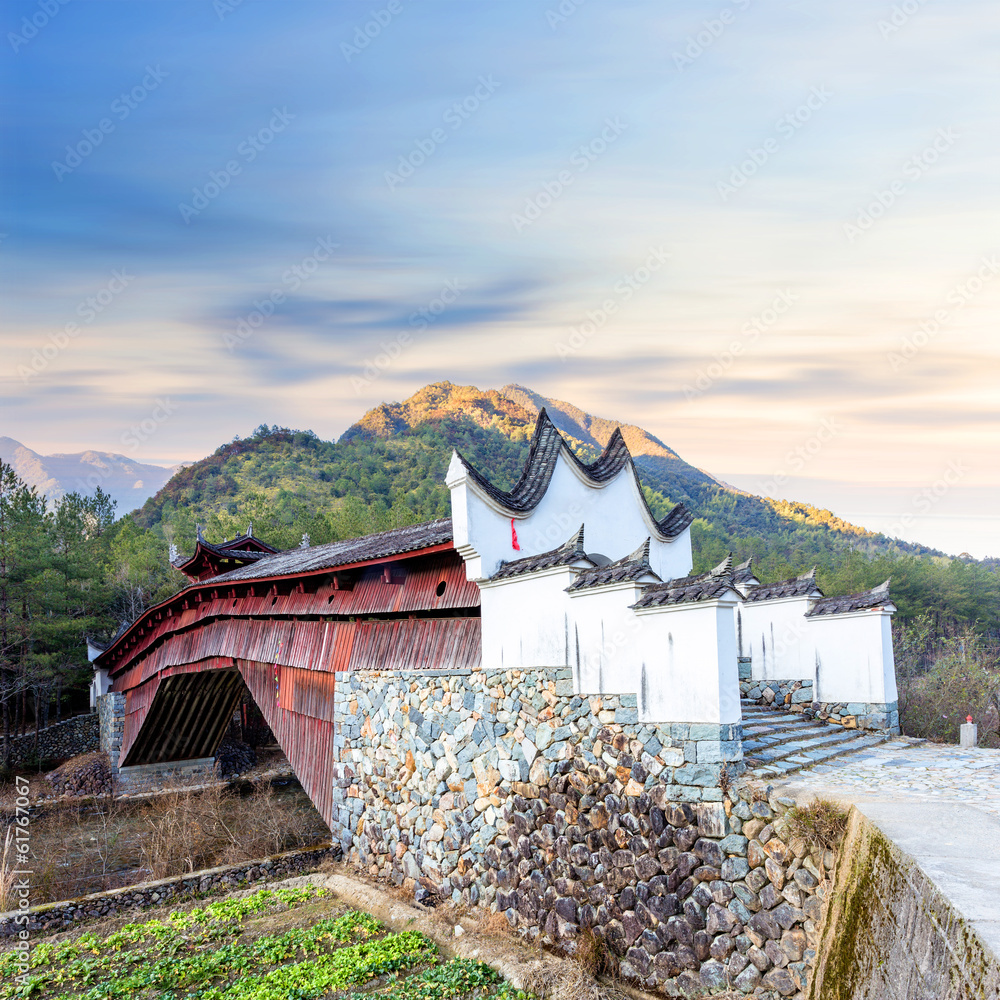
[491,525,591,581]
[743,567,823,603]
[567,538,660,591]
[806,579,893,617]
[198,518,454,585]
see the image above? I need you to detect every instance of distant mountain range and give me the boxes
[0,436,177,516]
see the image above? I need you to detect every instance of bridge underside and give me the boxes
[123,669,245,767]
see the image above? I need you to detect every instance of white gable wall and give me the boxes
[809,610,897,704]
[567,584,648,697]
[479,568,579,671]
[447,450,691,582]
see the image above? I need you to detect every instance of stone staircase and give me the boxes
[740,701,893,778]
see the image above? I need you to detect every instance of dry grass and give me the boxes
[0,779,328,904]
[522,958,629,1000]
[785,798,849,855]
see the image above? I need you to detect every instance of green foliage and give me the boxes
[895,622,1000,745]
[0,886,528,1000]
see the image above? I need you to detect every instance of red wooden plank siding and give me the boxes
[239,659,335,825]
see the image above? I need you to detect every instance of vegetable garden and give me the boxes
[0,886,533,1000]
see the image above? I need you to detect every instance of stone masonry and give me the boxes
[330,666,831,997]
[97,692,125,774]
[739,679,899,733]
[5,714,98,766]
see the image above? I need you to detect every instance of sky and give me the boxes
[2,0,999,557]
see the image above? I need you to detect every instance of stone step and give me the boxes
[752,733,891,778]
[744,727,870,762]
[742,724,850,752]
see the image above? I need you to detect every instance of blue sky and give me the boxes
[3,0,999,555]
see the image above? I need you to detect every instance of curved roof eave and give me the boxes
[454,409,693,542]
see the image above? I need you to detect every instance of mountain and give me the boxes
[0,437,176,516]
[121,381,1000,626]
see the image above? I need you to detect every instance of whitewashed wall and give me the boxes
[634,597,742,725]
[567,584,648,696]
[809,610,897,704]
[479,567,580,671]
[741,596,817,682]
[447,450,692,582]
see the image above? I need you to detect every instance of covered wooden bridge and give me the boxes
[94,519,482,825]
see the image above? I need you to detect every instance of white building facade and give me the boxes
[448,410,900,737]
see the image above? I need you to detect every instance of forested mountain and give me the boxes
[130,381,996,630]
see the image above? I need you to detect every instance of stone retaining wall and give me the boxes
[98,692,125,774]
[740,679,813,713]
[739,681,898,733]
[0,844,335,938]
[811,700,898,733]
[4,715,99,766]
[331,666,834,997]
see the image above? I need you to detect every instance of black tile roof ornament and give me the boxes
[733,556,758,587]
[490,524,593,581]
[806,579,894,617]
[567,536,661,591]
[452,408,694,541]
[200,517,455,586]
[743,566,824,604]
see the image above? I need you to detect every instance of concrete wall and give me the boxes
[809,805,1000,1000]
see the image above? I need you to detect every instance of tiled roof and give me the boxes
[567,538,660,591]
[454,409,694,541]
[198,518,454,585]
[629,554,737,609]
[491,525,592,581]
[631,574,737,609]
[743,568,823,604]
[806,579,894,617]
[172,528,278,570]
